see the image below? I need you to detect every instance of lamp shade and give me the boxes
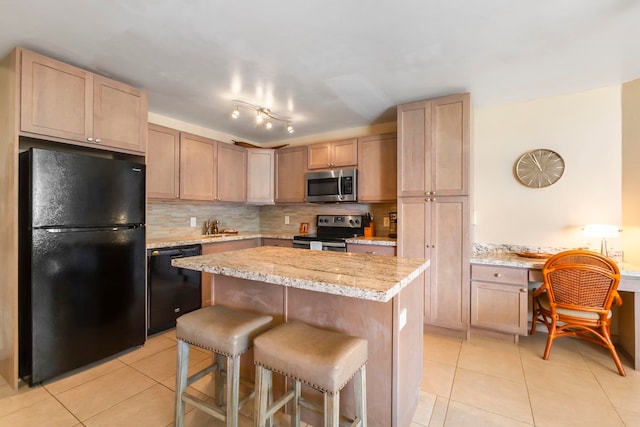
[583,224,619,238]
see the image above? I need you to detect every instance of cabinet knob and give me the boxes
[494,273,501,277]
[87,137,94,142]
[94,138,101,143]
[174,308,181,313]
[520,288,527,293]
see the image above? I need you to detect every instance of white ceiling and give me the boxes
[2,0,640,144]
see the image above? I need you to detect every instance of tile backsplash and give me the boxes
[147,201,397,238]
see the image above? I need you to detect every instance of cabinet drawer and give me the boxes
[471,265,528,285]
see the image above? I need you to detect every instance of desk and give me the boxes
[471,253,640,370]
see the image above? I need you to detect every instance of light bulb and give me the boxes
[256,111,264,124]
[231,107,239,119]
[265,121,273,129]
[287,123,294,134]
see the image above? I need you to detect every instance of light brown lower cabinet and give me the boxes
[398,196,470,332]
[261,238,293,248]
[200,239,260,306]
[470,265,529,336]
[347,243,396,256]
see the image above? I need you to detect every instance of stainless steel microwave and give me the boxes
[305,168,357,202]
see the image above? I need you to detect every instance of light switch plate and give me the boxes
[383,217,390,227]
[285,215,290,225]
[399,308,407,330]
[190,217,197,227]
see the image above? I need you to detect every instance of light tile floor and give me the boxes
[1,329,640,426]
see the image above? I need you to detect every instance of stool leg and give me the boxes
[215,352,225,406]
[324,391,340,427]
[175,340,190,427]
[227,354,240,427]
[254,365,271,427]
[291,379,301,427]
[354,365,367,427]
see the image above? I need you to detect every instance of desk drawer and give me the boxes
[471,265,528,285]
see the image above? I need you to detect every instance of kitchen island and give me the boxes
[172,246,429,427]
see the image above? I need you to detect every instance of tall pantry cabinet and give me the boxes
[397,93,471,333]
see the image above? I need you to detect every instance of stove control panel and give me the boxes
[317,215,363,228]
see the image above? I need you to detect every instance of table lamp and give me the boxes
[583,224,619,256]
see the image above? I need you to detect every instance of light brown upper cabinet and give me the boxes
[179,133,246,202]
[247,148,275,204]
[276,145,307,203]
[397,93,469,197]
[147,124,180,199]
[357,133,397,202]
[20,49,147,155]
[179,133,216,201]
[216,142,247,203]
[307,138,358,170]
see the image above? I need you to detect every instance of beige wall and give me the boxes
[622,79,640,265]
[473,86,623,251]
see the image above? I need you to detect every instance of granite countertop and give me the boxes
[471,252,640,278]
[146,233,293,249]
[346,236,397,246]
[147,233,396,249]
[171,246,428,302]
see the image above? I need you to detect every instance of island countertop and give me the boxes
[172,246,429,302]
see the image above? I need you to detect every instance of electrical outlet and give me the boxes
[399,308,407,330]
[284,215,290,225]
[383,216,390,227]
[190,217,197,227]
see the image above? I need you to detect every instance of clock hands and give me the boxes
[528,153,543,171]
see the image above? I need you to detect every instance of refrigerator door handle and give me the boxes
[44,225,142,233]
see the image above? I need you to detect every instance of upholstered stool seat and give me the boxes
[175,305,273,427]
[253,321,368,427]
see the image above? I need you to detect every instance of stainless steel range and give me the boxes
[293,214,365,252]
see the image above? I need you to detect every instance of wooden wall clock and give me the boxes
[515,149,565,188]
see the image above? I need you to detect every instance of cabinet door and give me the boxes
[276,146,307,203]
[201,239,261,306]
[358,133,397,202]
[397,100,429,197]
[217,143,247,202]
[20,49,93,142]
[147,124,180,199]
[331,138,358,167]
[307,142,332,170]
[428,196,469,330]
[471,281,528,335]
[431,93,469,196]
[247,148,275,204]
[397,93,470,197]
[179,133,216,201]
[93,75,147,154]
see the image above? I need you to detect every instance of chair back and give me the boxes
[542,250,620,313]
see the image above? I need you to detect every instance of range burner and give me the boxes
[293,214,365,252]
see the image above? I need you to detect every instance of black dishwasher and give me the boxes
[147,245,202,335]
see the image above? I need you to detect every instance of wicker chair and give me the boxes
[530,249,626,376]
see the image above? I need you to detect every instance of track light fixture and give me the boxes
[231,100,294,133]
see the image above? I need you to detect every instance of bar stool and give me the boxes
[175,305,273,427]
[253,321,368,427]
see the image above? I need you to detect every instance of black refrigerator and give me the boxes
[18,147,146,385]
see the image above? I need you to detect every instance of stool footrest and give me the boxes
[187,362,219,387]
[182,393,226,422]
[298,398,362,427]
[266,389,295,419]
